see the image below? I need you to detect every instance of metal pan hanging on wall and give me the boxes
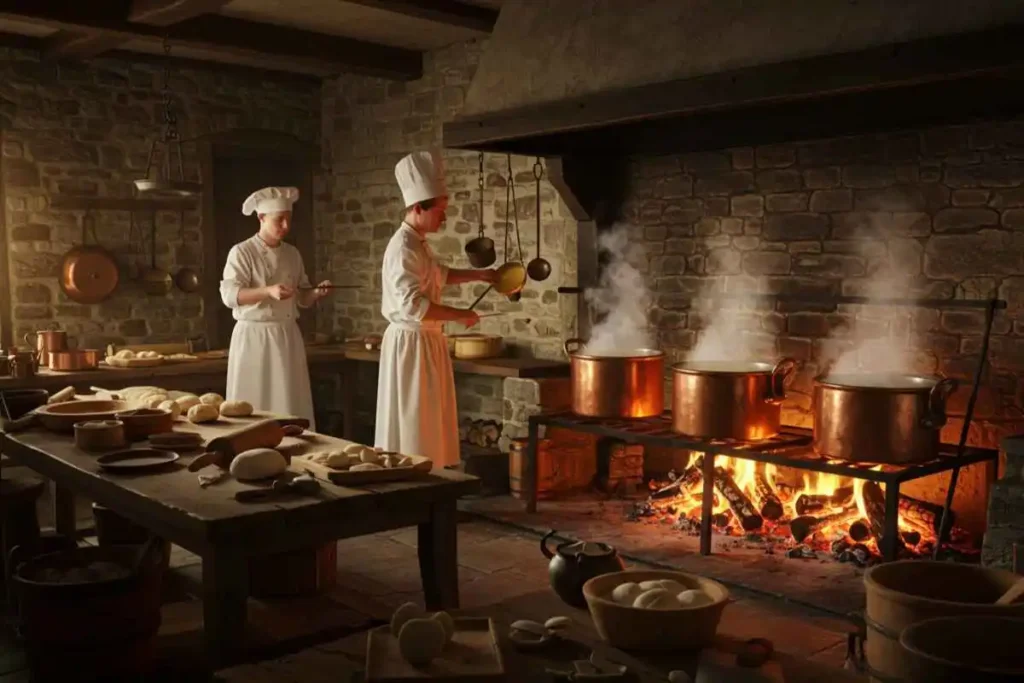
[60,212,119,305]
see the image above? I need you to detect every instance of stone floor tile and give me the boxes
[717,599,847,658]
[457,537,538,574]
[808,640,851,670]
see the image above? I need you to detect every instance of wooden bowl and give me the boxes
[74,420,126,452]
[114,407,175,442]
[582,569,729,651]
[35,400,129,434]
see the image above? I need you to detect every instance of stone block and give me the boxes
[842,165,895,188]
[742,251,791,275]
[787,313,830,338]
[854,184,950,212]
[765,192,808,213]
[803,167,840,189]
[831,211,930,239]
[945,162,1024,188]
[730,194,764,217]
[681,151,731,173]
[934,208,999,233]
[14,283,52,304]
[664,199,703,224]
[1003,209,1024,230]
[731,148,754,170]
[990,188,1024,209]
[10,223,49,241]
[694,171,754,196]
[951,189,990,206]
[755,144,796,168]
[924,230,1024,278]
[808,189,852,213]
[792,254,866,278]
[763,213,828,240]
[721,218,744,235]
[704,197,730,216]
[706,249,742,275]
[3,158,40,187]
[756,169,802,193]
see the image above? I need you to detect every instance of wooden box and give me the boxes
[249,542,338,598]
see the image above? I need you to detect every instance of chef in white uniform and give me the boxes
[375,150,498,468]
[220,186,330,428]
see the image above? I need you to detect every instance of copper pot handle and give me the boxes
[767,357,798,403]
[564,338,583,355]
[23,331,36,346]
[922,378,958,430]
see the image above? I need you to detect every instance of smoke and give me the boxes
[582,226,655,355]
[687,276,771,364]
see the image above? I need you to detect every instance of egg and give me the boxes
[676,589,713,607]
[611,581,643,606]
[390,602,424,636]
[431,611,455,644]
[398,617,446,666]
[633,588,680,610]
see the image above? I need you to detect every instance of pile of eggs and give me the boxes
[608,578,713,610]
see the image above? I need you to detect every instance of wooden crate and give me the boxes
[249,542,337,598]
[509,437,595,499]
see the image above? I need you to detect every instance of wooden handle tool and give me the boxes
[187,418,309,472]
[996,577,1024,605]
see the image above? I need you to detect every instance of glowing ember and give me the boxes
[630,453,973,564]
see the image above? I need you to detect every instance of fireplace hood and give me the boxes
[443,0,1024,159]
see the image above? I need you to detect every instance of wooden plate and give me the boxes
[365,617,505,682]
[96,448,180,472]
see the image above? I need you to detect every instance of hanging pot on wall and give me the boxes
[60,213,119,305]
[142,212,172,296]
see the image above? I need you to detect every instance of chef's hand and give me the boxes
[313,280,332,300]
[458,310,480,328]
[266,284,294,301]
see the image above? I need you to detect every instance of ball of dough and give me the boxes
[115,349,135,359]
[176,394,201,411]
[643,579,685,594]
[199,392,224,408]
[219,400,253,417]
[158,400,181,420]
[676,589,713,607]
[229,448,287,481]
[143,394,169,410]
[342,443,364,455]
[390,602,425,636]
[611,581,643,606]
[431,611,455,645]
[633,588,680,610]
[187,403,219,424]
[398,617,446,667]
[349,462,383,472]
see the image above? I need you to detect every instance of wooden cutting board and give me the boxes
[293,452,433,486]
[365,618,505,682]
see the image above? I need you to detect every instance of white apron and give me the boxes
[375,223,459,467]
[219,235,316,429]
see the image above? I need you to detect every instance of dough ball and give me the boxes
[633,588,679,610]
[676,589,713,607]
[199,392,224,407]
[187,403,219,424]
[138,350,160,359]
[359,447,380,464]
[611,581,643,606]
[342,443,364,455]
[158,400,181,420]
[229,448,287,481]
[349,462,383,472]
[219,400,253,417]
[115,349,135,359]
[649,579,686,594]
[397,455,413,467]
[143,394,168,410]
[431,611,455,645]
[175,394,201,411]
[390,602,424,636]
[398,618,446,667]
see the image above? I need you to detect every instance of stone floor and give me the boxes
[0,518,856,681]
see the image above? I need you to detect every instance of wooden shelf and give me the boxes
[343,347,569,379]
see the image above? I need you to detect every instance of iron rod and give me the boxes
[525,416,540,514]
[882,483,901,562]
[700,453,715,556]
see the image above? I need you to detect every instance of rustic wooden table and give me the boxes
[0,411,480,668]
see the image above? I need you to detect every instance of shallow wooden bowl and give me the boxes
[74,419,126,452]
[582,569,730,651]
[114,407,175,442]
[35,400,129,434]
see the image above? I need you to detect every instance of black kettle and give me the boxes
[541,529,625,609]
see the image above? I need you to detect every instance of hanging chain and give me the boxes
[161,39,178,143]
[477,152,485,239]
[508,155,523,263]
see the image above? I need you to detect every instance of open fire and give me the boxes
[629,453,975,566]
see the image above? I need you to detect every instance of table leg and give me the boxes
[201,547,249,667]
[51,481,76,540]
[418,499,459,610]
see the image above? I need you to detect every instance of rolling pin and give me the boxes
[187,417,309,472]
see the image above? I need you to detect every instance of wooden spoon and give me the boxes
[996,577,1024,605]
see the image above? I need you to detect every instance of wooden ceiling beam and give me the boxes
[0,1,423,79]
[343,0,498,33]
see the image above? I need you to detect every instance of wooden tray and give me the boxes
[104,356,165,368]
[294,452,433,486]
[365,617,505,682]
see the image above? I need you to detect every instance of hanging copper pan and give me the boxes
[60,213,119,305]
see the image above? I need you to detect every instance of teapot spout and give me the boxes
[541,529,558,560]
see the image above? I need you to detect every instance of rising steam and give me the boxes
[582,226,655,355]
[687,277,771,363]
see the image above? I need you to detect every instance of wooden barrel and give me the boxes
[899,615,1024,682]
[863,560,1024,683]
[509,438,556,500]
[13,543,166,681]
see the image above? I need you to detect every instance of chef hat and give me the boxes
[395,150,447,208]
[241,186,299,216]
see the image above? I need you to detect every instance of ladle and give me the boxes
[526,158,551,281]
[995,577,1024,605]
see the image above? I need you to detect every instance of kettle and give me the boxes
[541,529,625,609]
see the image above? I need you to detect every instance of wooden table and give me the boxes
[0,412,480,668]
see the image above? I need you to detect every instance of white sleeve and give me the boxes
[220,246,250,309]
[296,250,312,309]
[387,242,430,321]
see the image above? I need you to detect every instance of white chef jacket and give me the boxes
[375,223,459,467]
[220,235,316,429]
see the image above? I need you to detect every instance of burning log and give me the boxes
[848,520,872,542]
[650,464,702,500]
[713,466,763,532]
[752,469,785,522]
[861,482,949,547]
[901,530,922,546]
[790,505,860,544]
[861,481,889,541]
[899,494,954,537]
[794,486,854,516]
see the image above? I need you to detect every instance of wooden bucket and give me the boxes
[509,438,562,500]
[863,560,1024,683]
[899,615,1024,682]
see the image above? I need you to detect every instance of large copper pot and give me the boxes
[48,349,102,372]
[671,358,797,440]
[563,338,664,418]
[812,374,958,464]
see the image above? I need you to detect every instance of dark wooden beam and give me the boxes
[0,128,12,350]
[44,0,233,59]
[343,0,498,33]
[444,25,1024,154]
[0,1,423,80]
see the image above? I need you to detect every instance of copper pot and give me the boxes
[48,349,102,372]
[563,338,664,418]
[671,358,797,440]
[24,326,69,365]
[812,373,958,464]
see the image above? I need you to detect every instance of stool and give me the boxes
[0,474,47,607]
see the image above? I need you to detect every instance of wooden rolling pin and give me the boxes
[187,417,309,472]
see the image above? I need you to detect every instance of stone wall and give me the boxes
[1,48,321,348]
[983,434,1024,568]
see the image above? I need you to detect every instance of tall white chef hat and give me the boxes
[241,186,299,216]
[395,150,447,208]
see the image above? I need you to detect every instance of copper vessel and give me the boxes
[563,338,664,418]
[812,374,958,464]
[48,349,102,372]
[24,326,69,365]
[671,358,797,440]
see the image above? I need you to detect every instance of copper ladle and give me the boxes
[526,158,551,282]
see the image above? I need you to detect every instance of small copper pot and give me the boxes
[564,338,665,418]
[812,373,958,464]
[48,349,102,372]
[24,326,69,365]
[671,358,797,440]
